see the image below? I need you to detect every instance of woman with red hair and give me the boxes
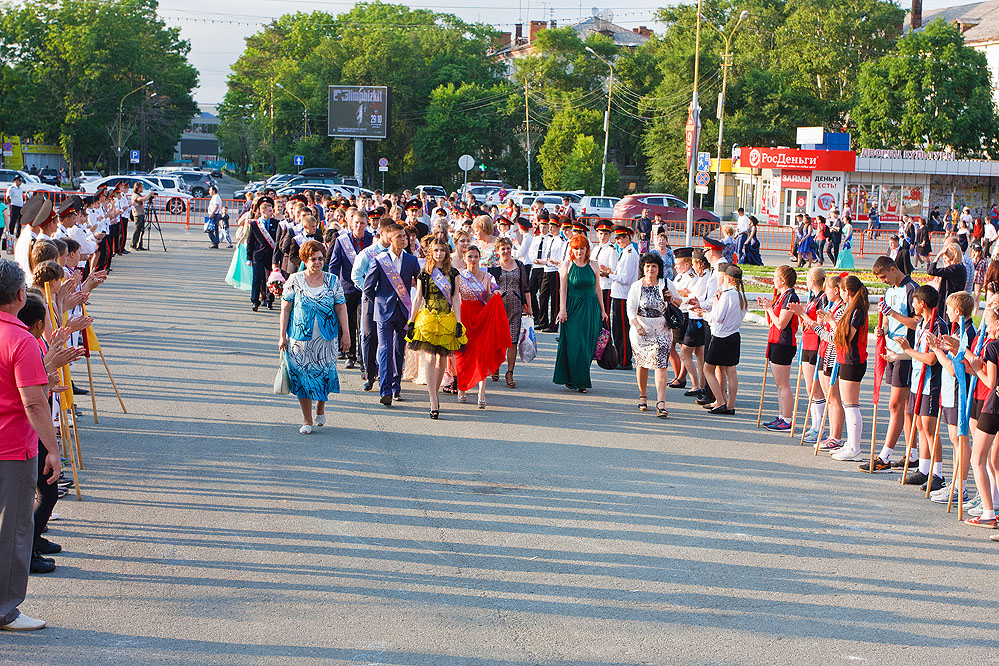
[554,235,607,392]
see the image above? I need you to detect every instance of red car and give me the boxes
[612,193,720,235]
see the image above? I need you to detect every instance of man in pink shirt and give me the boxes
[0,259,60,631]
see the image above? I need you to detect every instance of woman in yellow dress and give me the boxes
[406,238,468,419]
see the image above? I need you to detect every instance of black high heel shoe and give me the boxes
[656,401,668,418]
[430,409,440,420]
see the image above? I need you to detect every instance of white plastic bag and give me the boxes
[519,315,537,363]
[273,351,291,395]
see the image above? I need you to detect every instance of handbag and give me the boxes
[596,328,619,370]
[273,351,291,395]
[519,315,537,363]
[664,299,687,332]
[203,215,216,234]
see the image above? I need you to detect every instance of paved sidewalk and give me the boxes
[2,225,996,665]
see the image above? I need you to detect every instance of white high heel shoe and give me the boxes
[299,424,313,435]
[315,414,326,427]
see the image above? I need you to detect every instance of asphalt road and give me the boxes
[2,223,997,665]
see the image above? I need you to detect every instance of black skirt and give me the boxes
[705,332,740,367]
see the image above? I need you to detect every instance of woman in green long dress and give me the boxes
[553,235,608,391]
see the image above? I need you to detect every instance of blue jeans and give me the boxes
[376,316,406,396]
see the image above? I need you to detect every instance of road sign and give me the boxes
[378,166,388,172]
[695,171,710,187]
[129,150,140,164]
[2,141,12,156]
[697,151,710,173]
[695,185,709,195]
[458,154,474,172]
[293,155,304,166]
[378,157,388,168]
[684,104,701,170]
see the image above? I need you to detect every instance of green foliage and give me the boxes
[537,108,602,189]
[853,18,999,156]
[561,134,620,195]
[219,2,506,187]
[0,0,198,171]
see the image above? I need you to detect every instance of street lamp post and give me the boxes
[708,10,749,218]
[276,83,309,137]
[585,46,614,197]
[117,80,153,174]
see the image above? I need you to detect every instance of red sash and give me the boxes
[255,219,276,249]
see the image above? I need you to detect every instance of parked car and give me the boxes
[578,196,621,220]
[275,184,347,199]
[171,171,215,197]
[542,191,584,203]
[81,175,192,214]
[534,195,579,216]
[298,167,340,179]
[72,170,103,189]
[234,181,267,198]
[38,168,61,186]
[0,169,63,197]
[613,193,719,236]
[415,185,447,199]
[145,175,186,193]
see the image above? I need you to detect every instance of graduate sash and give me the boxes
[430,268,453,308]
[461,269,489,304]
[375,252,412,312]
[337,232,359,262]
[256,219,276,248]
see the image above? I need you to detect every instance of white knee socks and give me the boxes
[844,404,862,452]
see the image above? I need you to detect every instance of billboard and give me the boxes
[327,86,390,139]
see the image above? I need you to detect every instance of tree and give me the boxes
[561,134,620,195]
[853,18,999,156]
[0,0,198,172]
[537,108,602,189]
[219,2,504,184]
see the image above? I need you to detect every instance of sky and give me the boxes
[156,0,984,105]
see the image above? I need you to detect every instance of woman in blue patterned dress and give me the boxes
[279,239,351,434]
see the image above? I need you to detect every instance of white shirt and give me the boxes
[515,231,534,264]
[547,236,567,272]
[703,287,746,338]
[207,194,222,216]
[543,236,561,273]
[14,227,35,277]
[736,214,750,234]
[593,241,618,291]
[388,248,404,273]
[7,184,24,207]
[609,243,639,299]
[527,234,547,269]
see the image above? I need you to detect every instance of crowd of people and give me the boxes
[0,190,121,631]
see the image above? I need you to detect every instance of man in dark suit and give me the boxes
[245,196,281,311]
[363,222,419,406]
[328,210,373,370]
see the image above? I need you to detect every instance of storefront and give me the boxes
[715,146,999,225]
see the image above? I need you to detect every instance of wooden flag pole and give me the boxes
[756,358,770,428]
[814,362,839,456]
[868,402,879,474]
[97,346,127,413]
[947,435,964,518]
[85,354,98,424]
[43,283,81,500]
[799,362,821,446]
[925,412,944,499]
[789,358,804,438]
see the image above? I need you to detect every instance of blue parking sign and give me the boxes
[697,151,710,173]
[129,149,140,164]
[293,155,304,166]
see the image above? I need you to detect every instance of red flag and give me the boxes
[872,312,886,404]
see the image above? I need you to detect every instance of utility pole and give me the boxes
[524,85,532,191]
[585,46,613,197]
[116,80,153,174]
[709,11,749,217]
[683,0,704,247]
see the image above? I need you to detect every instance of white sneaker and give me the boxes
[299,424,313,435]
[1,614,46,631]
[315,414,326,427]
[831,448,865,461]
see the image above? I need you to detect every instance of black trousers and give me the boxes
[9,205,21,239]
[130,214,146,249]
[34,441,58,544]
[611,297,632,367]
[361,296,379,381]
[344,289,362,362]
[601,288,611,317]
[528,268,545,327]
[539,271,559,330]
[95,236,113,272]
[117,217,129,254]
[250,258,273,307]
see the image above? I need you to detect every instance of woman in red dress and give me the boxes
[455,245,511,408]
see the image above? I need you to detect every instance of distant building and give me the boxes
[909,1,999,106]
[490,17,652,74]
[174,105,219,167]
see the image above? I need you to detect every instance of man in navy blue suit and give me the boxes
[245,197,281,312]
[328,210,373,371]
[362,223,419,406]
